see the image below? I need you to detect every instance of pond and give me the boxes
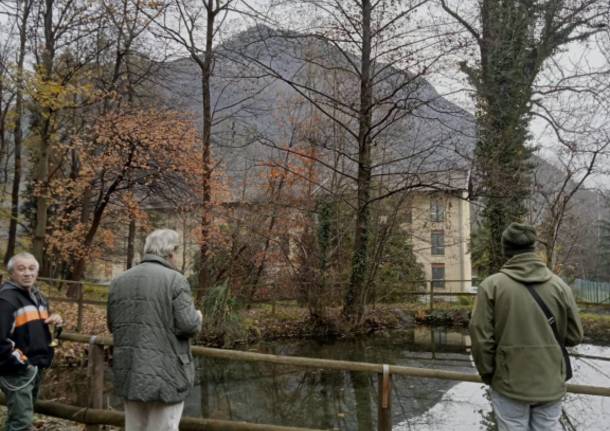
[42,327,610,430]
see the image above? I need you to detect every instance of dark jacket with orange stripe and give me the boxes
[0,281,53,375]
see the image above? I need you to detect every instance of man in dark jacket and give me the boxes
[0,252,63,431]
[108,229,202,431]
[470,223,583,430]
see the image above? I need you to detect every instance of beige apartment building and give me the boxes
[87,178,473,295]
[408,187,472,294]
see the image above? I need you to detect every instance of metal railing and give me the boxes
[573,279,610,304]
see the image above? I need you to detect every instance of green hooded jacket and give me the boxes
[470,252,583,402]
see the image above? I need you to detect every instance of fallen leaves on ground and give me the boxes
[48,302,110,367]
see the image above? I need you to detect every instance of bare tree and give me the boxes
[0,26,16,187]
[228,0,468,323]
[142,0,237,297]
[1,0,35,264]
[529,29,610,272]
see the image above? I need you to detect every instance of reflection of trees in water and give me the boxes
[298,369,350,429]
[350,371,374,431]
[560,393,601,431]
[193,333,474,429]
[561,407,578,431]
[199,358,351,428]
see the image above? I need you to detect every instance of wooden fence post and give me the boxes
[429,280,434,313]
[86,337,105,431]
[377,364,392,431]
[76,285,84,333]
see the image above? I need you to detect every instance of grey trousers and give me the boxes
[491,389,562,431]
[0,367,43,431]
[124,400,185,431]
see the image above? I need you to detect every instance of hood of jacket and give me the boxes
[0,280,21,292]
[499,252,553,284]
[0,281,42,300]
[140,254,176,270]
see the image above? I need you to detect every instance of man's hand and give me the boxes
[11,348,28,365]
[45,313,63,327]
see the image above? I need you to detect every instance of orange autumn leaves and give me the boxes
[45,109,205,268]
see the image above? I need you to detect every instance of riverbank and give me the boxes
[228,302,610,347]
[580,312,610,344]
[49,300,610,350]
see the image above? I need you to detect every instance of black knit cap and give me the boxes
[501,222,537,258]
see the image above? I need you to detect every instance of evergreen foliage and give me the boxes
[443,0,606,276]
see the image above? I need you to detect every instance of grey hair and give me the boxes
[143,229,180,258]
[7,252,39,273]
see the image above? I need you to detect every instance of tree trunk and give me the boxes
[196,4,216,299]
[0,79,7,186]
[5,1,32,265]
[349,369,374,431]
[344,0,373,325]
[32,0,56,273]
[126,217,136,269]
[67,170,127,297]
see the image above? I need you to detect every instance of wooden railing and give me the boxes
[39,332,610,431]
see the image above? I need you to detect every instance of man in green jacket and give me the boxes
[470,223,583,430]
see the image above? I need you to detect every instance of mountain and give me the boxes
[149,25,607,278]
[153,25,477,198]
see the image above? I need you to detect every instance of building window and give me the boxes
[431,230,445,256]
[431,263,445,289]
[430,198,445,222]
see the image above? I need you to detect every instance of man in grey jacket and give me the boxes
[108,229,202,431]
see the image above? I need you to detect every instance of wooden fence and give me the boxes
[12,331,605,431]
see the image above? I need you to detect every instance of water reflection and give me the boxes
[41,327,472,429]
[41,327,610,430]
[188,326,473,430]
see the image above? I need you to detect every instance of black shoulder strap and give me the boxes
[524,283,573,381]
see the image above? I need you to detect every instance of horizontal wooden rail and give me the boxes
[37,275,109,287]
[0,394,325,431]
[59,332,610,397]
[48,296,107,306]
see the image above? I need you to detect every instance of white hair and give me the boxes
[7,252,39,273]
[143,229,180,258]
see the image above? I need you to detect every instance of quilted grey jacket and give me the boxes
[107,254,202,403]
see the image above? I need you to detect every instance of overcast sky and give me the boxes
[1,0,608,188]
